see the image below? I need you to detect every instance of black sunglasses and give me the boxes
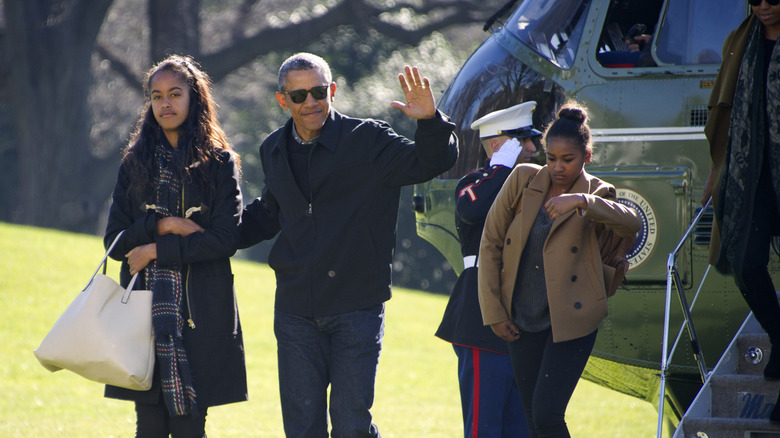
[281,85,330,104]
[750,0,780,6]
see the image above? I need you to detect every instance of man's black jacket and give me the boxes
[240,109,458,317]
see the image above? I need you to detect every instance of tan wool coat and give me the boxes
[478,164,642,343]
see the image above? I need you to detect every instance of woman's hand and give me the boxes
[545,193,586,220]
[126,243,157,275]
[490,320,521,342]
[157,217,205,236]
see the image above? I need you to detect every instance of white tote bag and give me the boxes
[34,232,155,391]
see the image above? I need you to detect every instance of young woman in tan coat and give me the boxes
[478,103,640,437]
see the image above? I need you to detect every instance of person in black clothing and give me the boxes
[703,3,780,424]
[104,55,246,437]
[239,52,458,437]
[436,101,540,438]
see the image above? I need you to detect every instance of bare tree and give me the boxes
[0,0,500,232]
[3,0,114,230]
[102,0,492,87]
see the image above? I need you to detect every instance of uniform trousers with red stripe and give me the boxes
[454,344,530,438]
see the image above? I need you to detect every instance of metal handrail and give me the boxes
[656,197,712,438]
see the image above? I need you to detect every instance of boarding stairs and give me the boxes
[659,199,780,437]
[671,312,780,437]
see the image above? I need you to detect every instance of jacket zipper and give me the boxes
[182,185,196,329]
[306,145,316,317]
[306,145,315,218]
[232,286,239,336]
[186,265,195,329]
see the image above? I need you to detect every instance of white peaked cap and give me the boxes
[470,101,541,139]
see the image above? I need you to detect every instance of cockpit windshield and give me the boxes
[503,0,592,69]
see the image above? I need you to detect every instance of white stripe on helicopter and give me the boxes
[591,126,705,143]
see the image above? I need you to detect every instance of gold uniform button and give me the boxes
[328,270,336,278]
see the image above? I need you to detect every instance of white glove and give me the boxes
[489,138,523,168]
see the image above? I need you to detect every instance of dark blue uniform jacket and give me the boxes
[436,164,513,354]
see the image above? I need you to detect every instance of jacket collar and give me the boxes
[271,109,343,154]
[524,165,592,227]
[527,165,591,195]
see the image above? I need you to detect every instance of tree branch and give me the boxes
[383,0,484,15]
[200,0,359,81]
[95,43,144,92]
[231,0,261,42]
[200,0,493,82]
[369,10,485,46]
[71,0,115,48]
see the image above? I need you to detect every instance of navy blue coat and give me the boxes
[436,164,513,354]
[103,149,247,408]
[240,109,458,317]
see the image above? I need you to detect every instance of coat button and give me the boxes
[506,238,511,245]
[574,302,582,309]
[328,270,336,278]
[571,275,577,282]
[571,246,578,253]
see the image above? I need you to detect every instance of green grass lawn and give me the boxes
[0,222,659,436]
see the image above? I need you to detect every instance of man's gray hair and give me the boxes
[278,53,333,91]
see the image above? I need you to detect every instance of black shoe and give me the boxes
[765,345,780,381]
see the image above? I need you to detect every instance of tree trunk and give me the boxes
[3,0,113,231]
[149,0,201,62]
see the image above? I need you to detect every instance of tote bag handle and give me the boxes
[85,231,140,302]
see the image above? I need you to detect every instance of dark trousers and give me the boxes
[732,166,780,343]
[454,345,529,438]
[508,328,597,438]
[135,391,207,438]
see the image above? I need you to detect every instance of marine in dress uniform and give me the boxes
[436,102,541,438]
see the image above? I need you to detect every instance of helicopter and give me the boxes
[411,0,777,431]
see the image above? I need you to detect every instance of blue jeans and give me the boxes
[274,304,384,438]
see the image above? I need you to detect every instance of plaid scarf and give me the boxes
[147,143,198,417]
[716,22,780,273]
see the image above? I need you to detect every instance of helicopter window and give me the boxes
[596,0,663,68]
[654,0,745,65]
[505,0,591,69]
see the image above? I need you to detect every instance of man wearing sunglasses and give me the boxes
[240,52,458,437]
[703,0,780,424]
